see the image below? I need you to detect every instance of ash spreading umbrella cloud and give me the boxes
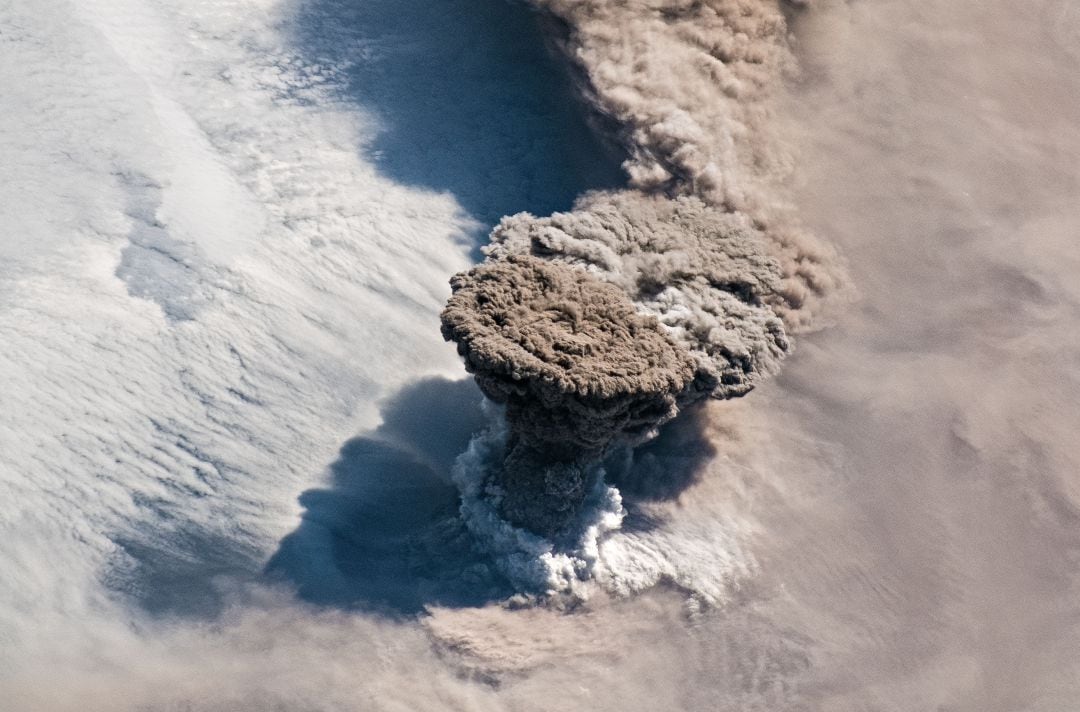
[440,0,844,541]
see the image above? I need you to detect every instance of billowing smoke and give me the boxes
[532,0,844,324]
[441,0,844,545]
[442,254,695,534]
[485,192,790,400]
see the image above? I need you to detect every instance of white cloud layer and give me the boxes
[3,0,1080,710]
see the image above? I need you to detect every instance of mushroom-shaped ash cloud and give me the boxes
[441,254,695,534]
[440,192,798,537]
[434,0,845,585]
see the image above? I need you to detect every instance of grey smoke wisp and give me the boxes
[441,0,843,539]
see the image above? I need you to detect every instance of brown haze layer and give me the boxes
[532,0,845,322]
[428,2,1080,710]
[7,1,1080,710]
[441,0,844,534]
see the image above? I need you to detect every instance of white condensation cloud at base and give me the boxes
[3,0,1080,710]
[0,0,759,706]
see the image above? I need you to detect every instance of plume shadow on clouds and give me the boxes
[600,403,718,535]
[266,377,514,616]
[289,0,624,241]
[606,403,717,506]
[108,380,506,620]
[107,1,626,619]
[111,386,718,619]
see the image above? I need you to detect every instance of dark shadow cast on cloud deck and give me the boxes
[261,0,631,615]
[107,379,717,620]
[602,403,719,533]
[106,0,627,620]
[265,377,514,616]
[607,404,717,503]
[287,0,625,243]
[265,383,721,614]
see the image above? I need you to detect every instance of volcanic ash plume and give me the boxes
[532,0,844,323]
[485,192,790,400]
[442,195,790,537]
[442,254,696,534]
[441,0,844,553]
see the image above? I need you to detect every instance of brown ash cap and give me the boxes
[440,255,695,402]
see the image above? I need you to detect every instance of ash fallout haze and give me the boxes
[1,0,1079,710]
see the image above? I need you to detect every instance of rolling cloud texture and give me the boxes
[442,0,843,539]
